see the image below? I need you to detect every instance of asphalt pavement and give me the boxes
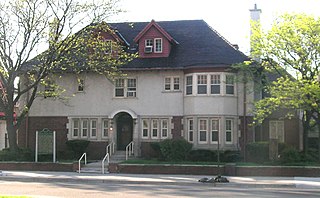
[1,170,320,189]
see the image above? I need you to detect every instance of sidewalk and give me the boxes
[1,170,320,188]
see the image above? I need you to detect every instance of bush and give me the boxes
[221,150,242,163]
[0,148,33,161]
[187,149,217,162]
[246,142,269,163]
[159,139,193,161]
[150,142,164,160]
[66,140,90,159]
[279,147,301,164]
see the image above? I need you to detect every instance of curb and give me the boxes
[0,175,296,188]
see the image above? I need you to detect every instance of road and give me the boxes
[1,180,320,198]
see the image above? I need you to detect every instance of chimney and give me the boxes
[249,4,262,61]
[249,4,262,22]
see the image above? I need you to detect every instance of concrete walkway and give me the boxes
[1,170,320,188]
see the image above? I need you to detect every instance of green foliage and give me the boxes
[0,148,33,161]
[279,147,301,164]
[221,150,242,162]
[150,142,164,160]
[159,139,193,161]
[187,149,217,162]
[246,142,269,163]
[66,140,90,159]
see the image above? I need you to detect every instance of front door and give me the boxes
[116,113,133,150]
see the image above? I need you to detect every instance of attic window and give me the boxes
[145,39,153,53]
[154,38,162,53]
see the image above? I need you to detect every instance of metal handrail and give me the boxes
[78,153,87,173]
[102,153,110,174]
[106,142,115,156]
[125,141,134,160]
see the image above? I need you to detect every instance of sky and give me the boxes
[110,0,320,55]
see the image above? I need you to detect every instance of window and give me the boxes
[44,80,55,98]
[226,75,235,95]
[199,119,208,143]
[186,76,193,95]
[161,119,168,138]
[81,119,88,137]
[187,119,194,142]
[197,75,207,94]
[105,40,113,54]
[114,78,137,98]
[142,119,149,138]
[211,119,219,143]
[225,119,233,143]
[173,77,180,90]
[145,39,153,47]
[154,38,162,53]
[269,121,284,142]
[127,79,137,97]
[115,79,125,97]
[102,119,109,138]
[78,79,84,92]
[90,120,97,138]
[210,75,220,94]
[72,119,79,137]
[151,119,159,138]
[164,77,180,91]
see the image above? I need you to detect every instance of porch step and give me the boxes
[79,161,108,174]
[110,151,134,163]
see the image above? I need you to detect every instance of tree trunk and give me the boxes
[6,113,19,152]
[303,111,312,153]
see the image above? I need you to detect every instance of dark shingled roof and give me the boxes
[109,20,249,69]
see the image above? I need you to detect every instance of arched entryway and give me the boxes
[115,112,133,150]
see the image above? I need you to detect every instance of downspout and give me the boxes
[243,74,247,161]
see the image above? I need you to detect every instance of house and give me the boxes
[16,18,301,160]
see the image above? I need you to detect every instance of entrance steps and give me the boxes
[79,151,134,174]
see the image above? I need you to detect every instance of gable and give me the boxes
[133,20,178,58]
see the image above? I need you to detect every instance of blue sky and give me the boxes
[111,0,320,55]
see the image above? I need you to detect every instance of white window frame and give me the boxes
[197,75,207,94]
[90,119,97,138]
[269,120,285,142]
[102,119,109,138]
[210,74,221,95]
[225,119,233,144]
[151,119,159,139]
[115,79,125,97]
[114,78,137,98]
[161,119,169,139]
[164,76,180,91]
[72,119,79,137]
[210,119,220,144]
[154,38,162,53]
[81,119,89,138]
[127,78,137,97]
[187,118,194,142]
[186,75,193,95]
[225,74,235,95]
[198,119,208,144]
[142,119,149,139]
[145,39,153,47]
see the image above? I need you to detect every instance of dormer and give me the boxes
[134,20,178,58]
[93,22,129,55]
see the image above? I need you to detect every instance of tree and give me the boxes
[0,0,136,152]
[249,14,320,156]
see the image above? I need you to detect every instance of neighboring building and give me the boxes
[16,19,301,159]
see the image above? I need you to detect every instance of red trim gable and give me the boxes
[134,20,177,44]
